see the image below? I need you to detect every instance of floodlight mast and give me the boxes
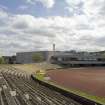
[53,44,55,55]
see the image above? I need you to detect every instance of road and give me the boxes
[0,65,82,105]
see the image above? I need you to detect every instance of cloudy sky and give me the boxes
[0,0,105,55]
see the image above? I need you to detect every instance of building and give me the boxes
[50,52,105,66]
[3,56,16,64]
[16,51,55,64]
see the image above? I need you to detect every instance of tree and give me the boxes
[0,57,5,64]
[32,53,44,62]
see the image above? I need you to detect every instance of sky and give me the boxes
[0,0,105,55]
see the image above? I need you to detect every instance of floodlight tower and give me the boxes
[53,44,55,55]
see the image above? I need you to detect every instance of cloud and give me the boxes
[18,5,28,10]
[65,0,83,15]
[0,1,105,55]
[0,9,8,18]
[83,0,105,17]
[0,4,8,10]
[65,0,105,17]
[25,0,55,8]
[65,0,82,6]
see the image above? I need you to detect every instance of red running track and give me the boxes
[46,67,105,98]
